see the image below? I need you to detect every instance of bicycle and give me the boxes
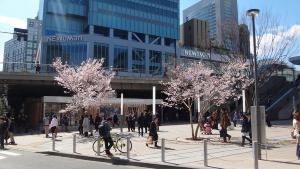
[92,133,132,153]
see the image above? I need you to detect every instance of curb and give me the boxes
[38,151,201,169]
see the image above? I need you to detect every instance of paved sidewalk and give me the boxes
[5,121,300,169]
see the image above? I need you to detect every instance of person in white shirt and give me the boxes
[82,114,90,137]
[49,115,58,138]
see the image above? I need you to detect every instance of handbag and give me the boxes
[147,136,153,144]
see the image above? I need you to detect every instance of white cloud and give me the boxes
[250,24,300,58]
[0,16,26,28]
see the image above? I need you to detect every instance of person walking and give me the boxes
[7,115,16,145]
[0,116,8,150]
[94,114,102,132]
[113,113,119,127]
[62,115,69,132]
[89,115,94,136]
[241,114,252,146]
[233,110,241,127]
[49,115,58,138]
[137,113,145,137]
[146,117,159,148]
[78,115,84,135]
[220,109,231,143]
[82,114,90,137]
[99,118,114,157]
[292,112,300,159]
[44,115,50,138]
[145,112,152,133]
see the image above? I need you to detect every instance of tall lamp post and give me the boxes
[247,9,261,159]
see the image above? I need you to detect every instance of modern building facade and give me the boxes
[239,24,251,57]
[3,18,42,72]
[38,0,180,76]
[183,0,239,51]
[180,19,209,49]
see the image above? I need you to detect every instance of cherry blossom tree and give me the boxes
[161,59,252,139]
[53,58,115,112]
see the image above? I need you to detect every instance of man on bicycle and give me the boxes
[99,118,114,157]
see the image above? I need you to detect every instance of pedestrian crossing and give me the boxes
[0,150,21,160]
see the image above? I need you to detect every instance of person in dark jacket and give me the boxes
[241,114,252,146]
[146,117,159,148]
[94,114,102,132]
[113,113,119,127]
[145,112,152,133]
[0,116,8,149]
[78,115,84,135]
[137,113,145,136]
[220,109,231,143]
[100,118,113,157]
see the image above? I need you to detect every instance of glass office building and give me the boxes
[39,0,180,76]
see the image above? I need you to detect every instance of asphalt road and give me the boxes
[0,150,153,169]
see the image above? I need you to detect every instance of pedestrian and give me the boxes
[113,113,119,127]
[89,115,94,136]
[0,116,8,150]
[211,110,219,130]
[131,113,136,132]
[292,112,300,159]
[62,114,69,132]
[49,115,58,138]
[266,112,272,127]
[7,114,16,145]
[78,115,84,135]
[143,111,149,133]
[145,112,152,132]
[203,118,212,135]
[241,113,252,146]
[146,117,159,148]
[44,115,50,138]
[220,108,231,143]
[94,113,102,132]
[137,113,145,136]
[126,113,133,132]
[35,63,41,74]
[232,110,241,127]
[99,118,113,157]
[82,114,90,137]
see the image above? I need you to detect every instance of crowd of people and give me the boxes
[200,108,252,145]
[0,113,16,150]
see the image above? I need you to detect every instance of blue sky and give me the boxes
[0,0,300,64]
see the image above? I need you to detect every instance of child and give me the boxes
[204,118,212,135]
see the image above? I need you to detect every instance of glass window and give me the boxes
[94,43,109,67]
[114,46,128,72]
[132,48,145,73]
[149,50,162,75]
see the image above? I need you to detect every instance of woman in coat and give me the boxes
[82,114,90,137]
[220,109,231,143]
[241,114,252,146]
[146,117,159,148]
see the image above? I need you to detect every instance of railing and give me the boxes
[0,62,165,78]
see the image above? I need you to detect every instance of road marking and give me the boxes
[0,151,21,156]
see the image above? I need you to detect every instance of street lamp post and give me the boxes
[247,8,261,159]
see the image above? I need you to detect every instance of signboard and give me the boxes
[181,49,208,60]
[46,35,83,42]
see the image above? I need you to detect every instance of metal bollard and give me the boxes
[97,139,100,156]
[253,141,259,169]
[52,136,55,151]
[127,137,130,159]
[203,140,208,167]
[73,134,76,153]
[161,138,165,162]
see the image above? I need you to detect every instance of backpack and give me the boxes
[98,124,106,137]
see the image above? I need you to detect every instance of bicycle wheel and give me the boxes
[116,137,132,153]
[92,138,105,153]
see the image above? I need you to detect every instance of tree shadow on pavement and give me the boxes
[261,159,300,165]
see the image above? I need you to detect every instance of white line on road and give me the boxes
[0,151,21,156]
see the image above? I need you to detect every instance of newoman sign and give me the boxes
[47,35,84,42]
[181,49,208,59]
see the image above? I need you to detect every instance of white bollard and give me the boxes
[52,136,55,151]
[73,134,76,153]
[253,141,259,169]
[161,138,165,162]
[127,137,130,159]
[97,139,100,156]
[204,140,208,167]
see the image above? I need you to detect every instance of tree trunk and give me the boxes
[188,108,195,139]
